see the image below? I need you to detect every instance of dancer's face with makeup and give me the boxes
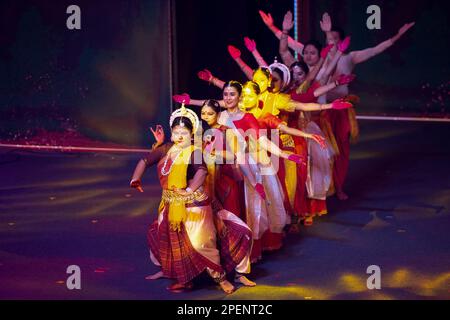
[252,69,270,93]
[201,106,218,126]
[241,86,259,110]
[291,65,307,86]
[171,125,192,148]
[222,86,240,109]
[270,72,282,93]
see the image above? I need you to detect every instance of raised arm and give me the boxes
[244,37,268,67]
[350,22,415,65]
[279,11,297,67]
[290,97,352,112]
[197,69,226,89]
[320,12,333,41]
[278,124,327,149]
[228,45,254,80]
[259,10,304,53]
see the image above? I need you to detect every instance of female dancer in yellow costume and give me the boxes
[130,106,236,293]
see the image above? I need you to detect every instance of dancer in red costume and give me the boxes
[174,82,314,261]
[316,14,415,200]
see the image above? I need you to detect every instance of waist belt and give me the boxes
[162,188,208,204]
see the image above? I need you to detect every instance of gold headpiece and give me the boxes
[169,101,199,132]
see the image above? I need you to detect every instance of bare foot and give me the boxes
[145,271,164,280]
[167,281,193,292]
[337,190,349,200]
[219,280,235,294]
[236,275,256,287]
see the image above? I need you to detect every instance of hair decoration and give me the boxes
[169,101,199,132]
[268,61,291,91]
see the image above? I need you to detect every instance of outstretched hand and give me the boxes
[197,69,213,82]
[172,93,190,105]
[320,12,332,32]
[282,11,294,31]
[259,10,274,28]
[228,45,241,59]
[244,37,257,52]
[331,98,353,110]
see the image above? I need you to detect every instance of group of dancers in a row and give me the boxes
[130,10,414,293]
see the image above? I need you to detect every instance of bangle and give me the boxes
[282,30,289,35]
[186,187,193,193]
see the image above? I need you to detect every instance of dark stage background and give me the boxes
[176,0,450,117]
[0,0,449,148]
[0,0,172,146]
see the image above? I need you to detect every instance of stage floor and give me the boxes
[1,121,449,300]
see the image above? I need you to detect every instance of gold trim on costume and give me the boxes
[162,189,208,204]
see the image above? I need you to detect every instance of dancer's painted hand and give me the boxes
[244,37,256,52]
[320,44,334,59]
[130,180,144,193]
[331,98,352,110]
[197,69,213,82]
[259,10,274,28]
[337,36,351,53]
[337,74,356,85]
[228,45,241,59]
[150,125,165,146]
[288,154,305,166]
[172,93,190,105]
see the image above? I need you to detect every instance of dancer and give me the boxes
[216,80,289,260]
[201,99,256,286]
[130,106,235,293]
[317,14,415,200]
